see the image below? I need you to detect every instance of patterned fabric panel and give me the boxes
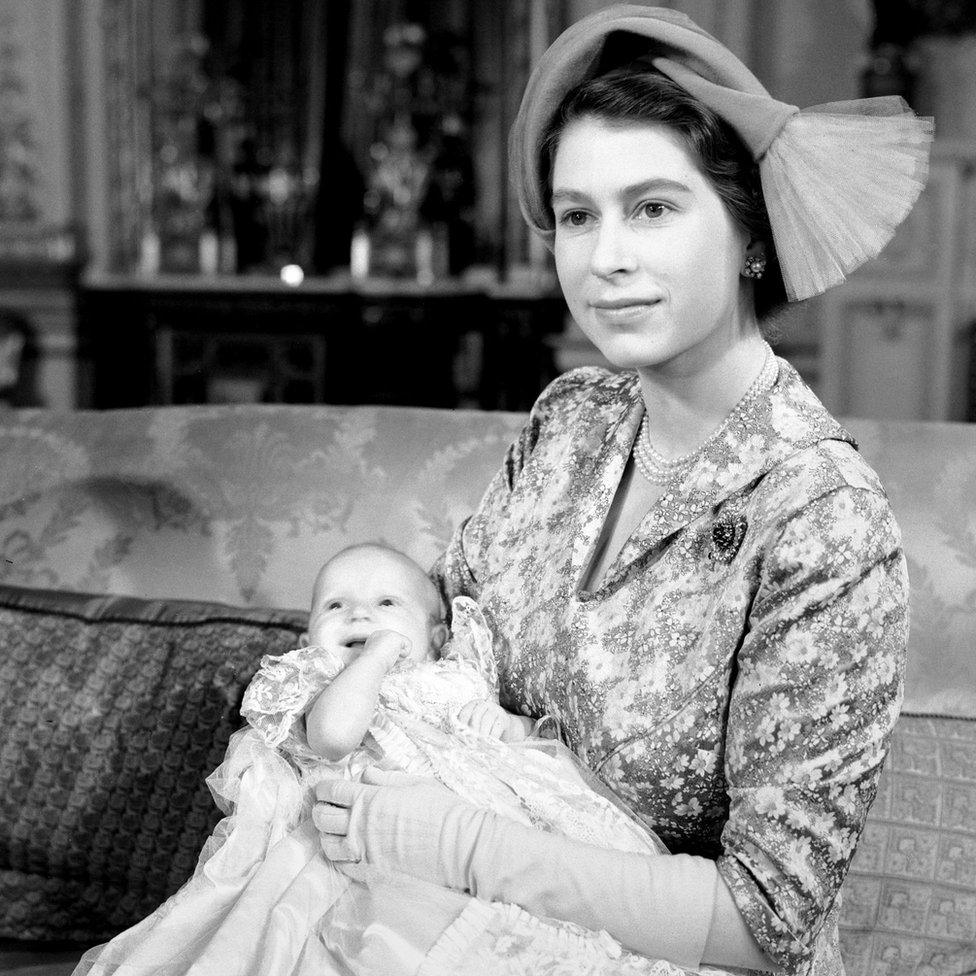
[0,584,306,942]
[0,404,526,613]
[838,714,976,976]
[847,419,976,719]
[1,404,973,717]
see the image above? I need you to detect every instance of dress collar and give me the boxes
[577,356,855,597]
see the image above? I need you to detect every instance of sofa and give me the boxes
[0,399,974,976]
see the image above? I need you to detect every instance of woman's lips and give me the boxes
[590,299,660,321]
[591,298,660,309]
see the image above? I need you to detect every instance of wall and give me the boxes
[7,0,970,419]
[567,0,873,105]
[0,0,90,408]
[0,0,203,407]
[59,0,881,285]
[0,1,80,232]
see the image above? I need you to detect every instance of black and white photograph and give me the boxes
[0,2,974,975]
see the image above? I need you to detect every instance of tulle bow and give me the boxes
[760,96,934,301]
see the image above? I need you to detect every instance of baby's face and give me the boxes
[307,548,444,665]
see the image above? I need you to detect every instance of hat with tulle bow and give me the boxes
[511,4,933,302]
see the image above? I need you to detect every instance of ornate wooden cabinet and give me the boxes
[78,273,566,411]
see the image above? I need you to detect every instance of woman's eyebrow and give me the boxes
[551,178,693,205]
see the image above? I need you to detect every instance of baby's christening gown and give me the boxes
[74,598,680,976]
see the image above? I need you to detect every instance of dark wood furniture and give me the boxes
[78,273,566,411]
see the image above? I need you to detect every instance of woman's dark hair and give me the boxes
[541,70,789,323]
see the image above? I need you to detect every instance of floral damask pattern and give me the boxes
[849,420,976,719]
[3,402,974,719]
[0,405,525,610]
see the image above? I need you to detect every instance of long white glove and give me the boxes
[315,768,720,971]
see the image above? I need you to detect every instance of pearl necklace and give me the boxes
[633,348,778,486]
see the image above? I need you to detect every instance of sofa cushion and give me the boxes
[2,579,973,967]
[839,713,976,976]
[0,583,305,942]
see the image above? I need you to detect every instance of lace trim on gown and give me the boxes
[240,597,496,763]
[418,899,686,976]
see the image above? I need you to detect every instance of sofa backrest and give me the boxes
[0,404,525,610]
[1,403,974,717]
[844,417,976,719]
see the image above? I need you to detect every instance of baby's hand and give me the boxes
[457,700,532,742]
[362,629,412,670]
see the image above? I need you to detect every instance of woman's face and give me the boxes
[551,116,754,375]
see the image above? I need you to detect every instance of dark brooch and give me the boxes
[708,513,748,564]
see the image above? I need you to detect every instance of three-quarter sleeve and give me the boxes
[717,485,909,969]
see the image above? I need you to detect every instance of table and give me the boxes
[78,272,567,411]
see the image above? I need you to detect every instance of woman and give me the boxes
[315,6,931,974]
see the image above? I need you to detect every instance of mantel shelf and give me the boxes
[82,270,564,303]
[78,273,567,412]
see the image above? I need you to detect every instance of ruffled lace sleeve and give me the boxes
[240,644,346,759]
[373,598,499,739]
[438,596,499,696]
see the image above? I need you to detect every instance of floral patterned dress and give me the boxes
[72,598,676,976]
[432,358,909,975]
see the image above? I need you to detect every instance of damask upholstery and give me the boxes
[1,407,972,718]
[0,402,974,974]
[0,405,526,613]
[848,420,976,720]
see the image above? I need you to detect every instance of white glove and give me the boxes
[314,768,717,971]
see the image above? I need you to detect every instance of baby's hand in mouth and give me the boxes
[362,629,412,668]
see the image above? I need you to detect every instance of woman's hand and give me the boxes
[313,767,485,890]
[312,766,747,971]
[456,700,533,742]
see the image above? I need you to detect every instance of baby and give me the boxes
[302,542,534,761]
[75,543,669,976]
